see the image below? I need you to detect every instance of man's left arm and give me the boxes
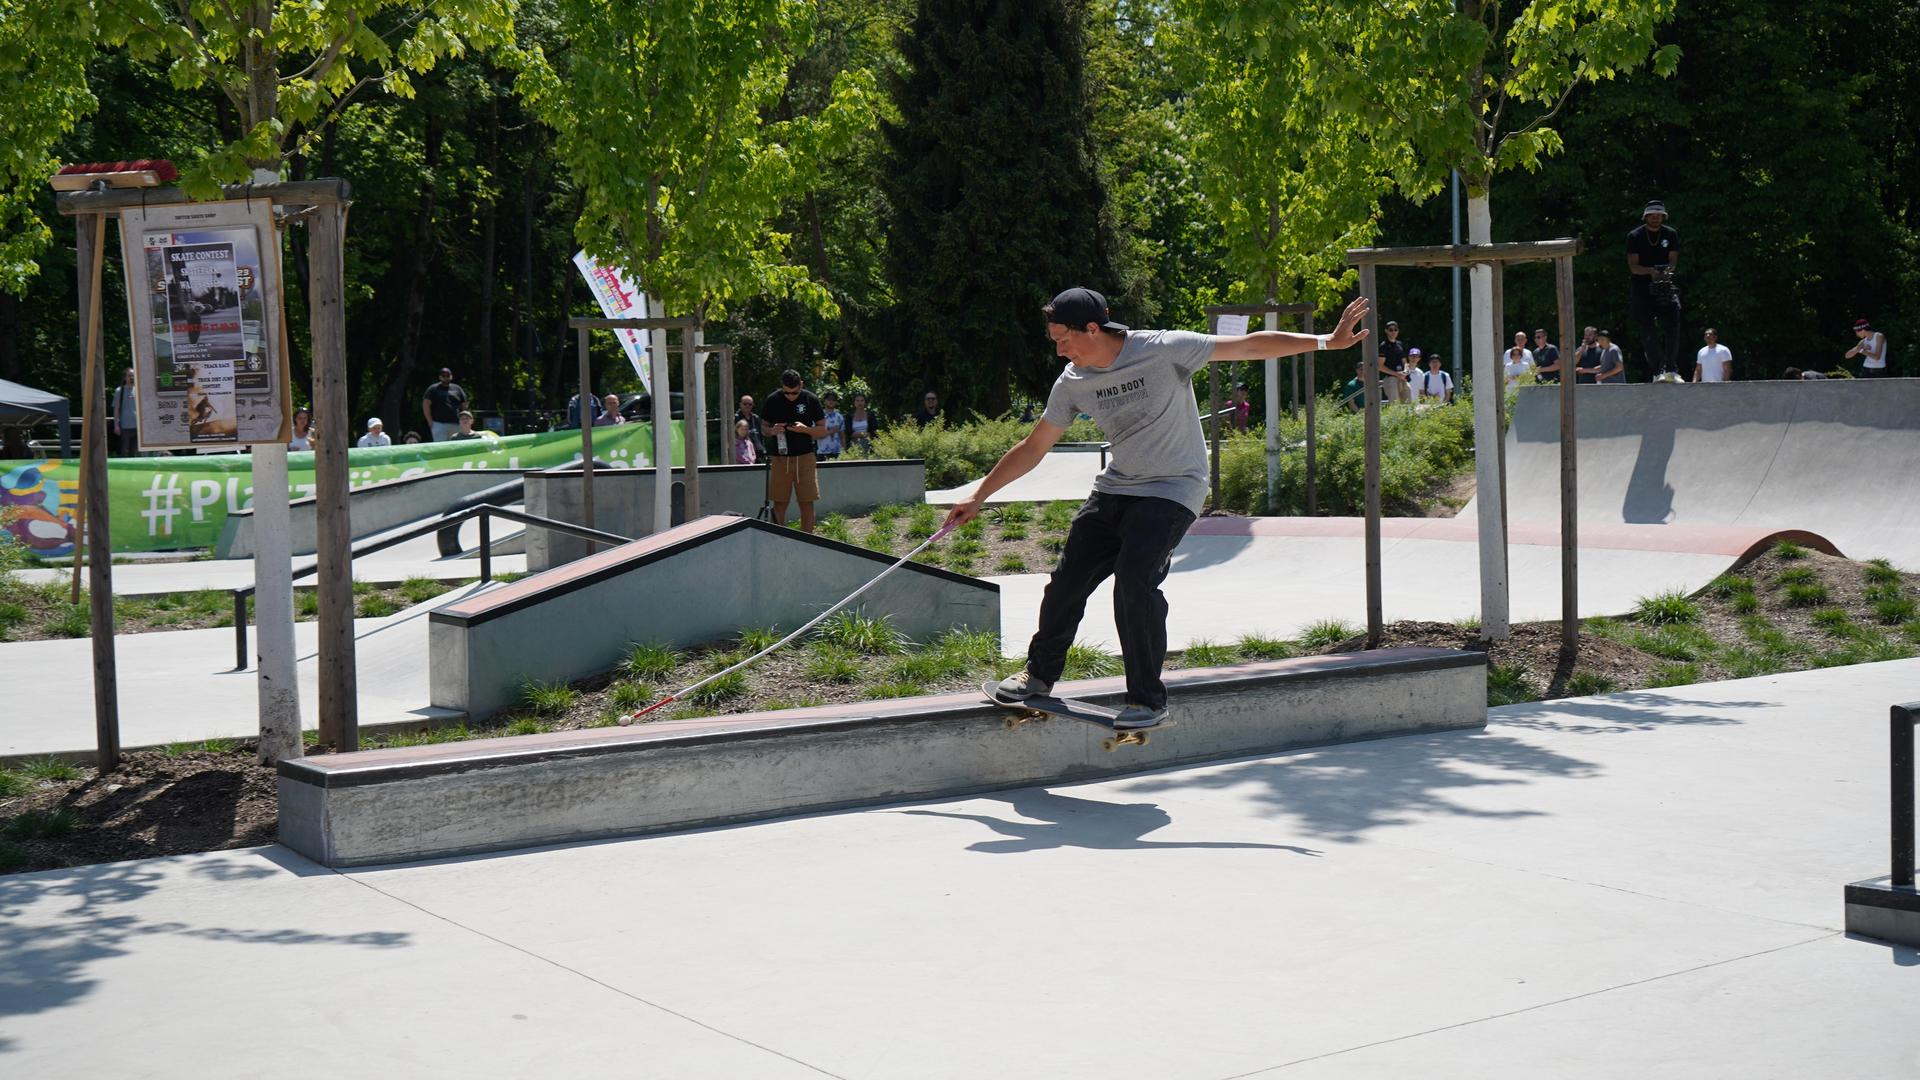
[1208,295,1370,362]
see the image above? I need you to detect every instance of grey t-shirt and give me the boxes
[1043,329,1213,514]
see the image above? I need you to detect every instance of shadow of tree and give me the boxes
[900,788,1321,856]
[0,849,411,1043]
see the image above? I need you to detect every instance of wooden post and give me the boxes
[254,201,300,764]
[1358,265,1383,647]
[1492,261,1509,555]
[1304,310,1317,517]
[1260,306,1281,515]
[648,321,672,534]
[74,214,119,770]
[1290,355,1300,420]
[1555,256,1580,658]
[1207,312,1222,512]
[309,202,357,751]
[577,325,595,541]
[687,331,706,515]
[718,347,736,466]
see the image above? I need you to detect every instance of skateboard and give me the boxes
[981,681,1176,751]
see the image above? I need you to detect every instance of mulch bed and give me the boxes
[1328,620,1668,698]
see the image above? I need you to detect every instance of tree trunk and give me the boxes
[379,117,445,431]
[1467,186,1509,639]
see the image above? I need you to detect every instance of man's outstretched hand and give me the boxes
[1326,295,1371,351]
[943,499,981,530]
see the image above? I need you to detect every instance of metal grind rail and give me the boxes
[229,504,630,670]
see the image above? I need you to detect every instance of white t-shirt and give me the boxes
[1504,349,1533,379]
[1859,331,1888,369]
[1414,368,1453,401]
[357,432,391,448]
[1695,343,1732,382]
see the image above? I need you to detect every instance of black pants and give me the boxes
[1026,492,1196,709]
[1630,289,1683,377]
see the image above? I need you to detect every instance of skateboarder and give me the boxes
[947,287,1369,728]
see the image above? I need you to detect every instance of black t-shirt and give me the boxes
[1534,343,1561,381]
[758,388,823,455]
[425,381,468,422]
[1380,338,1408,373]
[1626,225,1678,294]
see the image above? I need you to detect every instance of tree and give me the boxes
[0,1,97,292]
[875,0,1122,416]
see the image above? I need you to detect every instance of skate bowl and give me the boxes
[1488,380,1920,569]
[278,646,1486,867]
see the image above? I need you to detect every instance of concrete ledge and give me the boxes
[278,647,1487,867]
[427,515,998,721]
[1844,878,1920,948]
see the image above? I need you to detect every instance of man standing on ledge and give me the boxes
[947,287,1369,728]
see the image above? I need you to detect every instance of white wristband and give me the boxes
[1315,334,1333,350]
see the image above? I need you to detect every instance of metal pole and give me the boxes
[1451,170,1464,381]
[1304,311,1317,516]
[479,511,492,584]
[1208,312,1222,512]
[309,202,357,750]
[577,325,595,540]
[1358,265,1383,647]
[252,193,300,764]
[75,213,119,770]
[1555,256,1579,658]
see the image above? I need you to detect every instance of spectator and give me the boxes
[1532,329,1561,384]
[287,407,313,451]
[818,391,845,461]
[913,390,941,427]
[1340,360,1374,412]
[846,391,878,453]
[422,367,468,441]
[1230,383,1252,430]
[1846,319,1889,377]
[759,369,827,532]
[735,394,765,460]
[402,431,423,444]
[733,418,758,464]
[1693,328,1733,383]
[1379,321,1410,403]
[1781,368,1830,381]
[1573,326,1601,385]
[112,368,140,456]
[358,417,391,448]
[451,410,484,440]
[565,390,603,429]
[1627,199,1683,379]
[1589,330,1626,384]
[1413,353,1454,404]
[594,393,625,426]
[1504,331,1534,380]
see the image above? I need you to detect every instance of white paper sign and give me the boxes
[1215,314,1250,338]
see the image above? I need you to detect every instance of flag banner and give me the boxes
[571,250,653,389]
[1,422,682,558]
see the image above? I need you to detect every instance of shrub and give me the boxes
[520,680,578,717]
[1785,582,1830,607]
[1635,591,1701,626]
[1771,540,1808,560]
[1235,633,1295,660]
[1218,397,1477,516]
[624,641,680,682]
[1298,618,1359,649]
[1063,641,1122,679]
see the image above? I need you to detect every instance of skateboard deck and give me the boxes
[980,681,1175,751]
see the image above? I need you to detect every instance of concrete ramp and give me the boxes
[1491,380,1920,568]
[427,515,999,721]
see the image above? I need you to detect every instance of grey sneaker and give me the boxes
[1112,701,1169,729]
[993,670,1052,703]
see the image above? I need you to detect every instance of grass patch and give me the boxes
[1635,590,1701,626]
[200,738,238,754]
[1810,607,1857,635]
[1563,671,1619,697]
[1864,583,1904,604]
[930,628,1001,670]
[587,711,625,728]
[1647,662,1702,688]
[689,671,747,705]
[0,844,27,872]
[1039,535,1067,555]
[737,626,782,652]
[996,554,1029,574]
[914,546,946,568]
[1772,539,1809,560]
[817,514,854,544]
[802,645,861,685]
[3,809,78,841]
[608,681,653,711]
[623,641,680,682]
[295,591,321,617]
[814,609,906,655]
[947,553,978,575]
[869,503,906,526]
[1720,647,1789,679]
[520,680,579,717]
[1299,618,1359,649]
[399,577,452,605]
[1630,624,1717,662]
[1784,582,1830,607]
[1582,616,1627,642]
[1487,664,1538,706]
[1863,559,1902,585]
[1236,633,1296,660]
[859,529,895,554]
[905,502,940,539]
[992,503,1033,525]
[0,770,30,798]
[1872,597,1917,624]
[761,695,825,711]
[504,717,550,736]
[1773,566,1817,587]
[998,523,1029,542]
[44,604,90,638]
[1731,591,1761,614]
[1705,574,1754,599]
[357,594,401,618]
[1040,501,1077,532]
[1181,639,1240,667]
[1063,641,1122,679]
[16,757,81,782]
[862,678,928,700]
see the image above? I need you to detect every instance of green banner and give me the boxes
[1,423,683,557]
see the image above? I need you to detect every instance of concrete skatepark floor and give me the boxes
[2,660,1916,1078]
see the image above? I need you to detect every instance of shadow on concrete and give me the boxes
[1493,691,1778,735]
[1842,934,1920,967]
[1168,532,1255,575]
[0,849,411,1045]
[898,788,1320,856]
[1621,422,1677,524]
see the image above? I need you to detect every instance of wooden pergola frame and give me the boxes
[1202,303,1317,516]
[1345,238,1585,654]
